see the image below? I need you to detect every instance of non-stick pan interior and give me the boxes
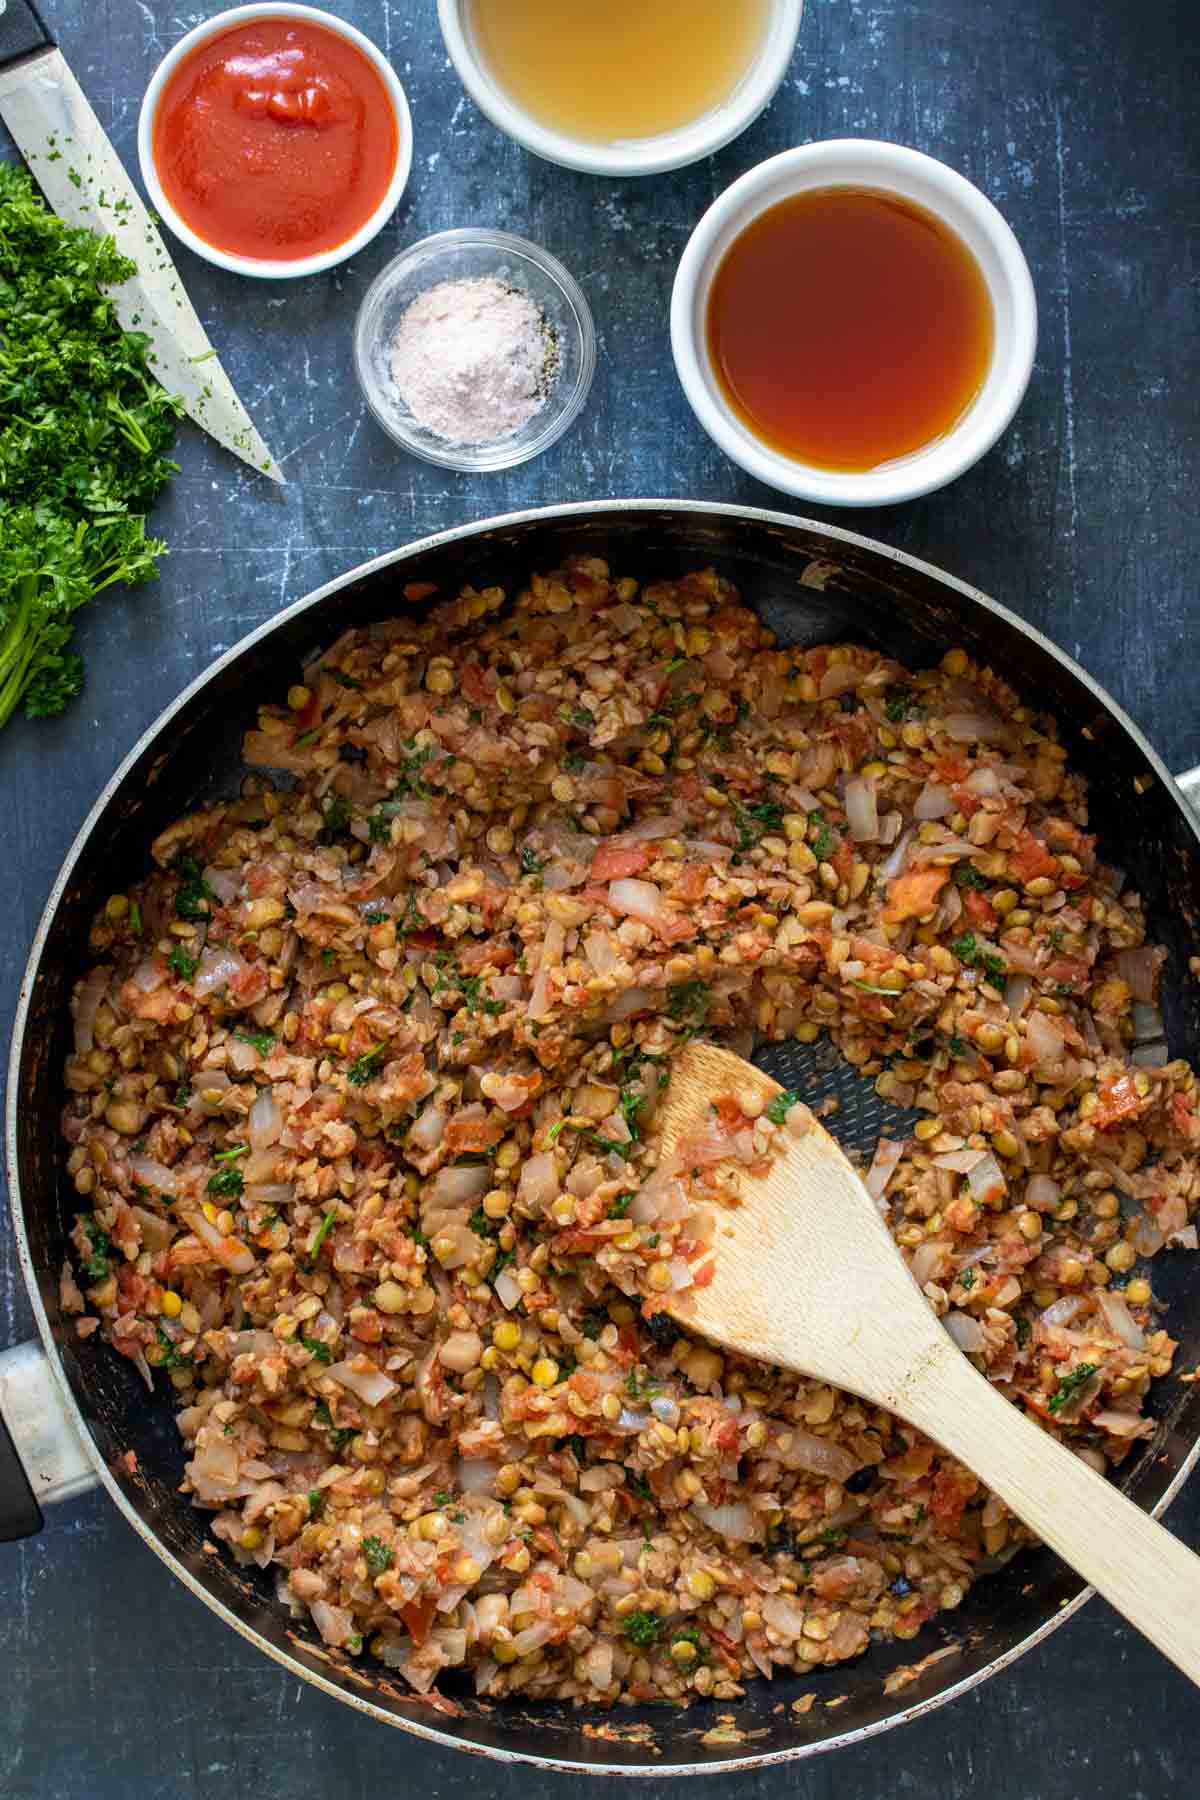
[14,504,1200,1769]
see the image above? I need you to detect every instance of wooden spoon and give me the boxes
[657,1040,1200,1684]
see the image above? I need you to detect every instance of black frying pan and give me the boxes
[5,500,1200,1774]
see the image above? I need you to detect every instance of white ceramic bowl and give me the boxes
[436,0,804,178]
[671,140,1038,506]
[137,4,413,280]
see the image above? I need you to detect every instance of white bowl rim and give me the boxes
[436,0,804,177]
[669,139,1039,506]
[136,2,414,281]
[352,226,598,471]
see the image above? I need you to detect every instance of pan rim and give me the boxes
[8,495,1200,1773]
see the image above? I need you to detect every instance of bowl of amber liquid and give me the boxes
[670,140,1038,506]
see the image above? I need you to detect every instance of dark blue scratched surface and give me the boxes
[2,2,1198,1795]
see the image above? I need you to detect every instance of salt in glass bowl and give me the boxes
[353,229,596,471]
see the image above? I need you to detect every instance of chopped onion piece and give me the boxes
[1025,1173,1061,1211]
[429,1164,491,1206]
[249,1087,281,1149]
[778,1431,860,1481]
[914,783,953,822]
[130,957,166,994]
[944,1311,987,1353]
[691,1500,758,1542]
[1116,947,1157,1003]
[329,1359,398,1407]
[865,1137,905,1201]
[128,1153,178,1196]
[967,1152,1007,1206]
[72,966,110,1054]
[942,711,1011,745]
[194,946,248,998]
[933,1150,990,1174]
[1005,974,1033,1018]
[1096,1289,1146,1348]
[844,776,879,842]
[493,1266,522,1310]
[1130,1000,1165,1043]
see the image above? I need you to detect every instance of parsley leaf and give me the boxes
[808,810,835,861]
[173,854,213,922]
[167,944,197,981]
[206,1164,244,1199]
[308,1206,338,1266]
[78,1215,112,1282]
[300,1334,333,1365]
[154,1325,191,1370]
[767,1089,801,1124]
[347,1043,387,1085]
[233,1028,274,1056]
[953,862,987,889]
[622,1609,662,1647]
[666,980,711,1028]
[1048,1362,1099,1415]
[362,1535,394,1575]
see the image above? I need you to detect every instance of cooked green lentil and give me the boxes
[60,559,1198,1703]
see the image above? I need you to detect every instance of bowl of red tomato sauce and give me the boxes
[138,4,413,279]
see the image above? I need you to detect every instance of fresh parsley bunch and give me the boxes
[0,163,179,729]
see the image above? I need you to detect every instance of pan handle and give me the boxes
[0,1341,96,1541]
[1176,765,1200,815]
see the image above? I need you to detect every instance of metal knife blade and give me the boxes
[0,46,284,483]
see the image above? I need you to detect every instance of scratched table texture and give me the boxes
[2,0,1198,1795]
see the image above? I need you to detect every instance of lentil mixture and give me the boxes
[60,559,1200,1704]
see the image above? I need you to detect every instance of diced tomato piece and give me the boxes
[674,863,708,902]
[461,661,492,707]
[444,1112,506,1153]
[532,1526,565,1566]
[403,581,438,602]
[962,887,997,929]
[1045,954,1089,987]
[930,1466,977,1534]
[933,754,969,783]
[400,1599,436,1645]
[1007,830,1060,885]
[832,838,855,881]
[458,939,516,974]
[713,1095,746,1129]
[1172,1093,1196,1135]
[590,843,652,882]
[881,865,950,925]
[692,1259,716,1288]
[1092,1072,1145,1132]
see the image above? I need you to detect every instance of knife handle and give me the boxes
[0,0,55,69]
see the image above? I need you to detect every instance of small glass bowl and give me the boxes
[353,228,596,471]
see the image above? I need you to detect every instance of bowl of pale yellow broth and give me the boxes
[437,0,803,177]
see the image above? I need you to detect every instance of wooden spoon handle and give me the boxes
[903,1343,1200,1684]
